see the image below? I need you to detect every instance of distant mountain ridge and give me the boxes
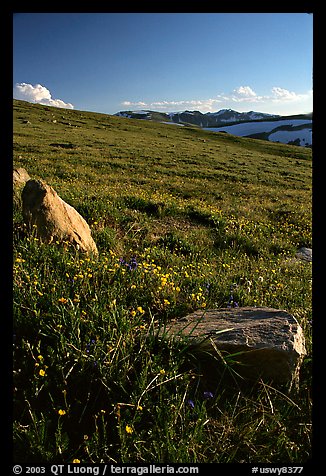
[114,108,281,127]
[114,109,312,147]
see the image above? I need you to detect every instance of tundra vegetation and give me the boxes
[13,100,312,463]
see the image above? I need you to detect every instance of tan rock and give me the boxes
[13,168,31,187]
[22,179,98,255]
[13,168,31,210]
[160,307,306,386]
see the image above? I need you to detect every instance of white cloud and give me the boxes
[122,100,147,107]
[233,86,257,98]
[271,86,305,102]
[227,86,267,103]
[122,85,312,115]
[271,86,295,99]
[152,99,221,110]
[121,98,222,112]
[13,83,74,109]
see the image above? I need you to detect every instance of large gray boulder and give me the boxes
[22,179,98,255]
[160,307,306,386]
[295,247,312,262]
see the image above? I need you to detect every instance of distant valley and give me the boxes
[115,108,312,147]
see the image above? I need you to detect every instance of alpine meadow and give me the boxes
[13,99,312,464]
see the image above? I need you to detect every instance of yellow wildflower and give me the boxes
[58,297,68,304]
[39,369,46,377]
[58,409,66,416]
[15,258,25,263]
[125,425,133,434]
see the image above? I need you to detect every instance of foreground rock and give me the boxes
[13,167,31,187]
[13,168,31,210]
[160,307,306,386]
[295,247,312,262]
[22,179,98,254]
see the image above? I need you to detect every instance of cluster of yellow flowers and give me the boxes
[130,306,145,317]
[191,289,207,308]
[34,355,48,377]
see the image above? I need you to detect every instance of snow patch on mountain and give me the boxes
[269,128,312,146]
[204,119,312,146]
[204,119,309,135]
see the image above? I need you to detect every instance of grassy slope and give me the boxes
[13,100,312,464]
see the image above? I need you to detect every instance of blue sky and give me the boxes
[13,13,313,115]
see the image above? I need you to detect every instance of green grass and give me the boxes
[13,99,312,463]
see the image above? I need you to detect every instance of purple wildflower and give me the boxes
[187,399,195,409]
[128,257,138,271]
[119,257,138,271]
[203,391,214,400]
[86,339,96,353]
[227,283,239,308]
